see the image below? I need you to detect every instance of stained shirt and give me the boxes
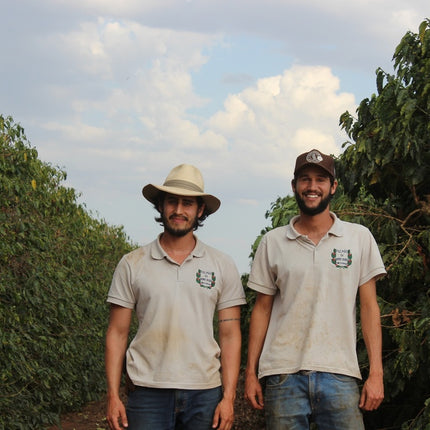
[108,235,246,389]
[248,213,386,379]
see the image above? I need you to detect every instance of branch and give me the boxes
[337,205,424,273]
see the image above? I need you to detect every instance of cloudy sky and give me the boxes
[2,1,428,273]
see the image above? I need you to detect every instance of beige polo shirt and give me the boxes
[107,235,246,389]
[248,213,386,380]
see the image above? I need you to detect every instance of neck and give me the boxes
[160,231,196,263]
[294,209,334,244]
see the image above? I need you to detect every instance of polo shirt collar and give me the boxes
[151,234,204,260]
[286,211,344,239]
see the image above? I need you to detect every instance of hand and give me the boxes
[359,373,384,411]
[244,372,264,410]
[106,395,128,429]
[212,397,234,430]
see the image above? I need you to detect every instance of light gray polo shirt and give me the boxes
[248,213,386,380]
[108,235,246,389]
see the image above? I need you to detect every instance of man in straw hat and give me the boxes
[105,164,246,430]
[244,149,386,429]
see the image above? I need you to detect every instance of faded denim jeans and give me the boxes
[264,371,364,430]
[126,385,222,430]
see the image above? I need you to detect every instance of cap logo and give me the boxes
[306,150,323,164]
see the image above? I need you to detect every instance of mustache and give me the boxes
[169,214,189,221]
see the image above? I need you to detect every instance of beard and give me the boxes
[161,212,198,237]
[295,190,334,216]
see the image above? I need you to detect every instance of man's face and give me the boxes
[160,193,204,237]
[292,166,337,216]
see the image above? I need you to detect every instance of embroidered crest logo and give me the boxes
[331,248,352,269]
[196,269,216,289]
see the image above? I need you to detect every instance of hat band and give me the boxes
[163,179,204,193]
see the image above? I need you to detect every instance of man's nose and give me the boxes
[307,179,319,189]
[174,200,185,213]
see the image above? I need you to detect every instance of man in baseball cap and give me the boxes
[245,149,385,429]
[106,164,246,430]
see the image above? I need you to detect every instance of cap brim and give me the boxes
[142,184,221,214]
[294,163,334,178]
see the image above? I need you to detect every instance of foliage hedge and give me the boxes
[338,20,430,429]
[0,115,134,429]
[243,20,430,429]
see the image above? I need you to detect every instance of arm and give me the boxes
[244,293,274,410]
[359,278,384,411]
[105,304,133,430]
[211,306,242,430]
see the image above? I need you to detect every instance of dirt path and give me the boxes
[49,377,266,429]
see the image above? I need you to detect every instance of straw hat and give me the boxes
[142,164,221,214]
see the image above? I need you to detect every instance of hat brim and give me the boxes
[142,184,221,214]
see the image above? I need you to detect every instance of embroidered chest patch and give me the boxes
[196,269,216,289]
[331,248,352,268]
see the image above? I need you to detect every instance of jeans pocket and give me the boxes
[265,373,290,388]
[328,373,357,383]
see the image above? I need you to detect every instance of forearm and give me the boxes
[218,306,242,400]
[245,324,266,377]
[359,281,385,410]
[359,279,383,375]
[361,301,383,375]
[105,330,128,397]
[245,294,273,376]
[219,328,241,400]
[243,293,273,409]
[105,305,132,398]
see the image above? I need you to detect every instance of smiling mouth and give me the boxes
[304,193,320,199]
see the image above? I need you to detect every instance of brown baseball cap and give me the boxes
[294,149,335,178]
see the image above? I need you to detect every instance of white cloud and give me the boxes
[34,19,222,162]
[207,65,354,183]
[2,0,428,272]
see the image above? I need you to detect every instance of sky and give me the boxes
[1,0,428,274]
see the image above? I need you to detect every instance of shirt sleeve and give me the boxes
[107,255,136,309]
[248,234,278,296]
[216,254,247,311]
[359,228,387,286]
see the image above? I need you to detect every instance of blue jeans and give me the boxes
[126,386,222,430]
[264,371,364,430]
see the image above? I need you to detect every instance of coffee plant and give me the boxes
[0,115,134,429]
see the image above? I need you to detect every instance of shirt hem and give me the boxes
[130,380,222,390]
[258,366,362,381]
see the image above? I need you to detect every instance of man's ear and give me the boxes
[331,179,338,195]
[291,179,296,193]
[157,200,164,214]
[198,203,205,218]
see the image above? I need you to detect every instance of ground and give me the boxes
[49,375,266,430]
